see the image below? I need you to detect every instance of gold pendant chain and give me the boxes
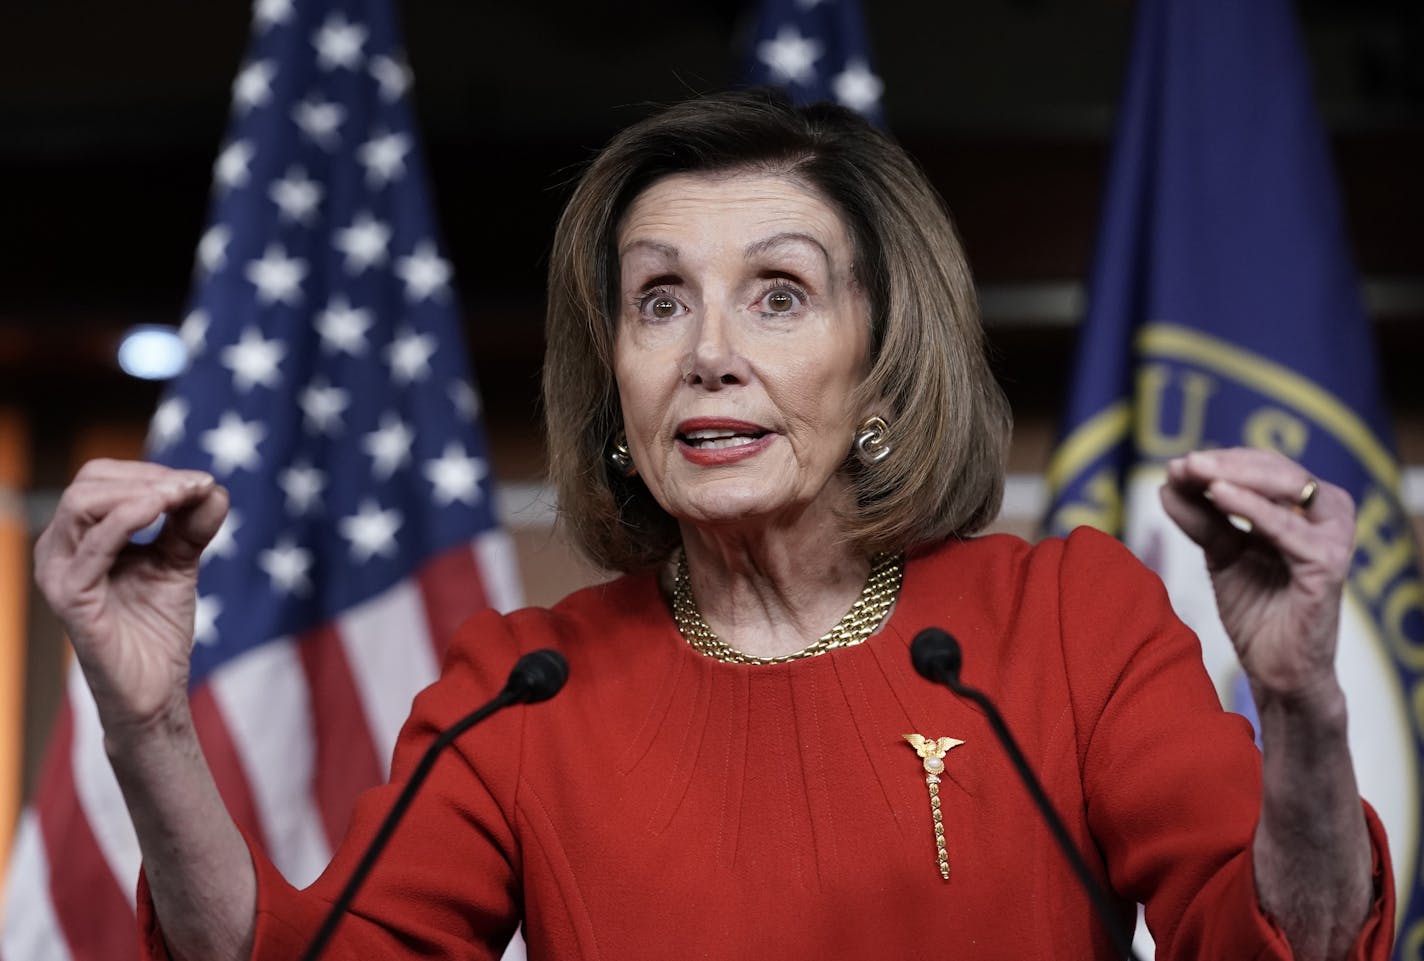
[672,550,904,665]
[903,734,964,881]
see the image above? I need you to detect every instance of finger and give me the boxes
[42,473,216,590]
[54,468,216,530]
[1167,448,1319,511]
[71,459,214,490]
[1159,481,1247,565]
[47,490,173,608]
[76,472,214,526]
[72,458,172,482]
[153,485,230,566]
[39,475,189,565]
[1202,478,1353,577]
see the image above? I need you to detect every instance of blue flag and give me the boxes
[1043,0,1421,952]
[744,0,884,124]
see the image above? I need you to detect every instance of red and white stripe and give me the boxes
[0,533,521,960]
[3,813,71,961]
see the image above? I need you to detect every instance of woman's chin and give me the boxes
[669,488,837,536]
[672,494,793,530]
[663,472,853,536]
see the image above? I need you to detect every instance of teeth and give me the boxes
[681,427,764,450]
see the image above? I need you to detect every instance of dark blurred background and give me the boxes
[3,0,1421,489]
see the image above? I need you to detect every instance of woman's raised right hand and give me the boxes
[34,459,229,735]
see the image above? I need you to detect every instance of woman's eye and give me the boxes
[759,285,805,314]
[635,289,682,319]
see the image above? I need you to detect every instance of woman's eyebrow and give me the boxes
[742,232,830,268]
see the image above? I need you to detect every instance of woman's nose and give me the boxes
[683,306,750,389]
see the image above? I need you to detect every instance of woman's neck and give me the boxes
[672,511,873,660]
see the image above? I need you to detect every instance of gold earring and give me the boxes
[854,416,891,465]
[608,434,636,477]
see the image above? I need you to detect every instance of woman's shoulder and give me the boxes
[440,570,672,689]
[521,571,666,644]
[910,525,1144,583]
[915,528,1189,669]
[902,528,1172,648]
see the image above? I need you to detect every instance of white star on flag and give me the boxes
[269,166,323,224]
[369,55,411,102]
[757,26,823,85]
[395,242,451,301]
[424,442,487,506]
[299,378,350,436]
[279,461,327,516]
[832,60,884,114]
[233,59,276,113]
[253,0,293,32]
[259,538,315,596]
[193,594,222,646]
[148,397,189,451]
[201,509,242,565]
[385,327,437,384]
[180,309,209,356]
[313,13,367,71]
[333,212,391,274]
[449,381,481,421]
[196,226,230,277]
[357,131,411,189]
[362,414,414,480]
[245,244,308,305]
[338,500,403,563]
[220,326,287,391]
[292,95,346,149]
[214,139,255,191]
[201,412,266,475]
[316,296,373,355]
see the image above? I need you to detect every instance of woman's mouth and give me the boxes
[678,428,768,450]
[674,420,774,465]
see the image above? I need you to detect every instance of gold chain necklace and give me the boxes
[672,550,904,665]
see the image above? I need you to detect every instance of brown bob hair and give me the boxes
[544,88,1011,573]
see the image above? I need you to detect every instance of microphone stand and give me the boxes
[913,630,1143,961]
[299,650,567,961]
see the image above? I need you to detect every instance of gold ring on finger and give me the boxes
[1296,478,1319,513]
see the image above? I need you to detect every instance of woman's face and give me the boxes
[613,171,871,533]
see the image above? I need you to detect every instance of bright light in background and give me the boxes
[117,324,189,380]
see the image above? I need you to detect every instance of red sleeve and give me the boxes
[136,607,528,961]
[1057,527,1394,960]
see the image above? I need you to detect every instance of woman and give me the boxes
[36,90,1391,961]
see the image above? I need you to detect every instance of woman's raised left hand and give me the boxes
[1159,447,1355,701]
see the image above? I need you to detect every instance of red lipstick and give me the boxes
[675,418,775,466]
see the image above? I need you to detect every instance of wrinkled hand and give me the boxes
[1159,447,1353,701]
[34,460,228,733]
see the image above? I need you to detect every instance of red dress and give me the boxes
[139,528,1394,960]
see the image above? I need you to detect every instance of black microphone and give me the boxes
[911,628,1143,961]
[502,647,569,704]
[300,649,569,961]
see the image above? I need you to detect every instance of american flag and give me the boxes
[1,0,521,958]
[744,0,884,124]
